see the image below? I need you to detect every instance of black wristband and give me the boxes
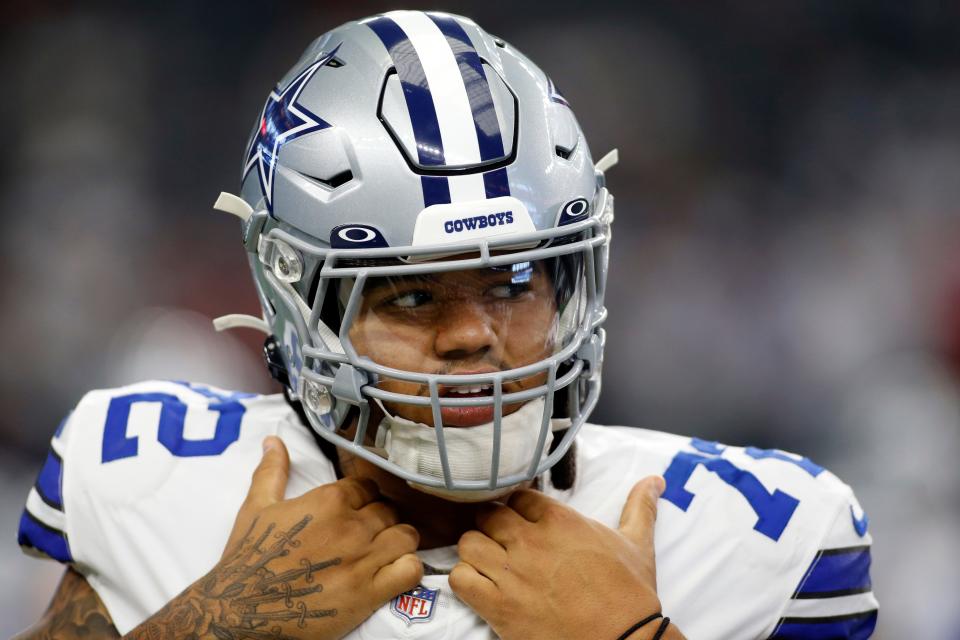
[615,612,663,640]
[651,616,671,640]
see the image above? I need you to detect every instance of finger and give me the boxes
[343,477,382,509]
[315,476,380,511]
[475,503,528,546]
[223,437,291,559]
[506,488,558,522]
[449,561,499,616]
[618,475,665,547]
[366,523,420,568]
[357,501,399,537]
[244,436,291,511]
[458,530,507,583]
[371,552,423,601]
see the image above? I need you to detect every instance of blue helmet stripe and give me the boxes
[429,13,511,201]
[428,13,510,198]
[367,16,446,168]
[427,13,508,170]
[421,175,452,206]
[483,167,510,199]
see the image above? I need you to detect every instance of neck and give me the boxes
[337,447,526,548]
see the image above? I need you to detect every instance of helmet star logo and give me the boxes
[242,43,341,212]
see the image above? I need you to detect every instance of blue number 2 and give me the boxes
[102,382,255,463]
[662,438,822,541]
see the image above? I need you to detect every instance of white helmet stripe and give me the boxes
[366,14,450,206]
[448,173,487,202]
[386,11,483,168]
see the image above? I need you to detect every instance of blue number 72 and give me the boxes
[661,439,823,541]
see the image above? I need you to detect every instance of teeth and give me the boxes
[449,384,492,394]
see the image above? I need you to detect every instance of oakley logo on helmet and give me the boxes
[444,211,514,234]
[330,224,390,248]
[558,197,590,226]
[339,227,376,242]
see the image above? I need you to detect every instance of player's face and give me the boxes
[348,260,558,427]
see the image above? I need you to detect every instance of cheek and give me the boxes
[349,317,435,368]
[501,302,556,357]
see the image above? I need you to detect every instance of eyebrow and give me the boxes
[363,263,538,294]
[363,273,441,294]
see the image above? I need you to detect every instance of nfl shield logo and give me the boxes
[391,585,440,624]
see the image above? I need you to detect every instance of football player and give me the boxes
[15,10,877,640]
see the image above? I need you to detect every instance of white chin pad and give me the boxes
[377,398,550,499]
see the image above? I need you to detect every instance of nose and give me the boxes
[434,300,497,360]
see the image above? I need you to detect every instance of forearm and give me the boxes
[13,569,119,640]
[123,583,215,639]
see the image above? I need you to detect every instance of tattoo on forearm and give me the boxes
[15,568,119,639]
[127,515,340,639]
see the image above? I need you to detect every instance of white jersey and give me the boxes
[19,381,877,639]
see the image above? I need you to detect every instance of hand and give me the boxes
[449,476,677,640]
[126,436,423,640]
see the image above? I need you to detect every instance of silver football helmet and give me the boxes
[214,10,616,498]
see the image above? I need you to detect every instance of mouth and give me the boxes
[441,383,495,398]
[438,377,497,427]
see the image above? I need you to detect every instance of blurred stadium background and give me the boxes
[2,1,958,637]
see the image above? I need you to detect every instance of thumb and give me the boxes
[618,475,665,547]
[223,436,291,559]
[245,435,291,510]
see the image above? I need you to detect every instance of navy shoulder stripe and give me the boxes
[794,546,872,598]
[771,609,878,640]
[18,510,73,563]
[34,448,64,510]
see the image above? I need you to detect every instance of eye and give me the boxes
[488,282,532,299]
[388,290,433,308]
